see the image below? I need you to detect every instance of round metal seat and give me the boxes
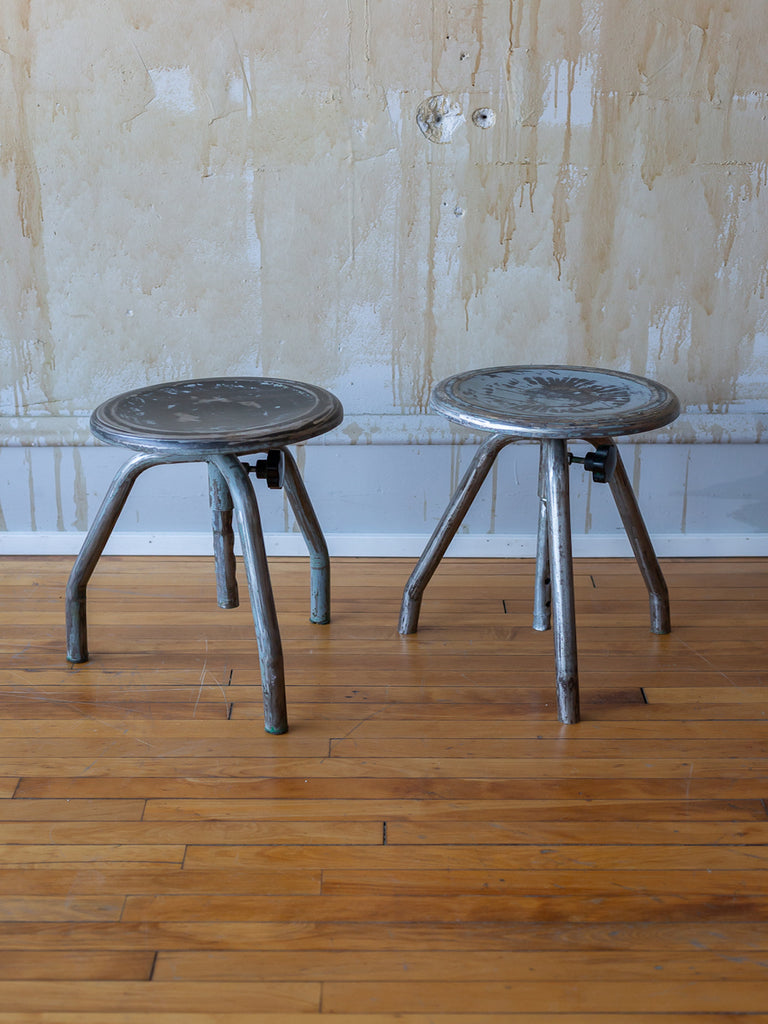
[90,376,343,454]
[431,365,679,439]
[399,365,680,725]
[66,377,343,735]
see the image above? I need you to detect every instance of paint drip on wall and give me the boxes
[0,0,767,427]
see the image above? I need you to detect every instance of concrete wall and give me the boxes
[2,1,767,555]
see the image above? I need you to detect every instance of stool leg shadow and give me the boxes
[281,448,331,625]
[212,454,287,735]
[398,433,514,634]
[66,452,167,664]
[599,439,671,634]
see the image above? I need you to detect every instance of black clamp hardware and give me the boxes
[568,444,617,484]
[244,449,285,489]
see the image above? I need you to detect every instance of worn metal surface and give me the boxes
[532,446,552,633]
[398,432,514,635]
[431,366,680,440]
[65,451,177,664]
[281,448,332,625]
[399,366,679,724]
[207,464,239,610]
[600,438,672,635]
[66,377,343,734]
[90,377,344,454]
[542,438,580,725]
[211,453,287,735]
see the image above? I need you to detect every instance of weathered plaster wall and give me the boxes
[1,1,767,547]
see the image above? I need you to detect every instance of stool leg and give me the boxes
[212,454,287,735]
[603,441,671,634]
[66,453,165,664]
[533,444,552,632]
[542,439,580,724]
[399,433,513,634]
[207,464,239,609]
[281,448,331,625]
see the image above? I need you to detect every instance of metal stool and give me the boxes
[66,376,343,734]
[398,365,680,724]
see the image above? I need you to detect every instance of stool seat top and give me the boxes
[91,377,344,454]
[431,365,680,440]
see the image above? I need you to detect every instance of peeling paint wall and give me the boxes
[1,2,767,545]
[2,0,768,421]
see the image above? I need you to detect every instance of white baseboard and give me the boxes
[1,531,767,558]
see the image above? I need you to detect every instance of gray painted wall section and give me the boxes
[2,427,766,556]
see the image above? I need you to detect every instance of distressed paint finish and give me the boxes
[64,377,341,732]
[398,365,677,722]
[430,365,680,439]
[1,0,767,435]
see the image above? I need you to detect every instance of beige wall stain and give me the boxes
[0,0,55,415]
[1,0,767,427]
[71,446,88,530]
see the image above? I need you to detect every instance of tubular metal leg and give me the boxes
[208,464,239,610]
[533,443,552,632]
[602,440,671,634]
[66,452,167,664]
[542,439,580,725]
[281,448,331,625]
[213,454,287,735]
[398,433,514,635]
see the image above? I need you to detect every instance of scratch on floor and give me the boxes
[192,638,232,718]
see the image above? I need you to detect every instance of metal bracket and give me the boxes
[244,449,285,489]
[568,444,617,484]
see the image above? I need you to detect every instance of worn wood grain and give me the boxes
[0,553,767,1019]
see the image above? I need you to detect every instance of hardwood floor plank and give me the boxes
[645,687,768,703]
[0,800,146,822]
[1,919,768,951]
[0,821,383,846]
[0,737,331,757]
[0,950,154,981]
[0,868,321,896]
[320,979,768,1014]
[138,796,767,823]
[119,891,768,924]
[183,842,768,871]
[153,947,768,982]
[326,737,768,758]
[13,773,768,801]
[0,897,124,922]
[0,1013,756,1024]
[0,980,320,1013]
[335,717,768,738]
[384,820,768,845]
[0,846,185,866]
[7,864,767,898]
[2,754,767,778]
[319,868,768,897]
[0,700,229,720]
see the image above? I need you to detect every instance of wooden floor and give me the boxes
[1,554,768,1022]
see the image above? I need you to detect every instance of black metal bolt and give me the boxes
[568,443,617,484]
[245,449,285,489]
